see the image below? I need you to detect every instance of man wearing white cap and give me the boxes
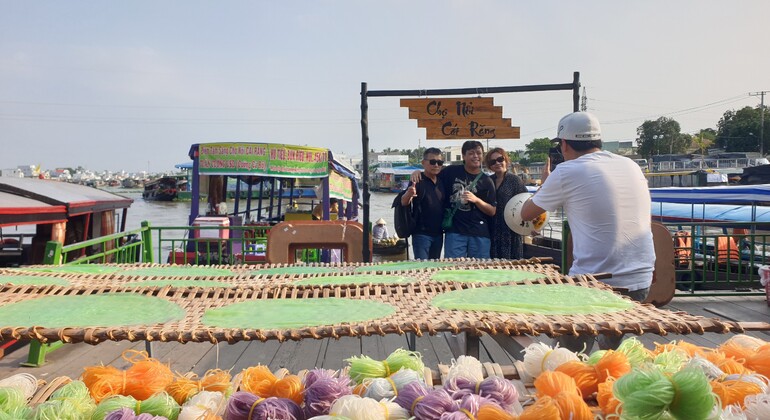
[372,218,389,240]
[520,111,655,351]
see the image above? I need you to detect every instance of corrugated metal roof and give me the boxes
[0,178,133,216]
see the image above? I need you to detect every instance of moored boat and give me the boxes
[142,176,182,201]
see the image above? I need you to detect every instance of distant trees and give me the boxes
[715,106,767,152]
[636,117,688,158]
[518,138,551,165]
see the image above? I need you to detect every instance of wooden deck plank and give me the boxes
[413,335,440,369]
[428,333,460,365]
[230,340,281,372]
[190,341,249,375]
[283,338,326,373]
[360,335,386,361]
[317,337,361,371]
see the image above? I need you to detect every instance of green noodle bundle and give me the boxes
[653,349,689,374]
[613,367,675,418]
[0,388,31,419]
[346,348,424,384]
[667,368,714,419]
[92,392,180,420]
[33,380,95,419]
[616,337,652,367]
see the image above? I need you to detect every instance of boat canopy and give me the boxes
[650,185,770,204]
[0,178,133,217]
[0,191,68,227]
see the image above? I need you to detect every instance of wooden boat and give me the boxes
[372,238,408,256]
[142,176,181,201]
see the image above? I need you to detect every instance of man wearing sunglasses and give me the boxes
[520,111,655,351]
[400,147,447,259]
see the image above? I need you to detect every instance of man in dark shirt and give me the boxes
[400,147,446,259]
[439,141,496,258]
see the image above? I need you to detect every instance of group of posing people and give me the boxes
[399,140,527,261]
[400,112,656,351]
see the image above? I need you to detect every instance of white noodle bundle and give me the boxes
[363,369,422,401]
[327,394,409,420]
[0,373,38,400]
[743,393,770,419]
[445,355,484,384]
[178,390,225,419]
[719,404,747,420]
[685,355,725,380]
[724,334,767,351]
[521,342,579,377]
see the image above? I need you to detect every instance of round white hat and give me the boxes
[375,218,386,225]
[503,193,549,236]
[555,111,602,141]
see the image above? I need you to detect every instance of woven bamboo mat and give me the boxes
[0,272,757,345]
[0,258,561,289]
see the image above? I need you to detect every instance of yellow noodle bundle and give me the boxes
[166,369,232,405]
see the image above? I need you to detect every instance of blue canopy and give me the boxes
[650,185,770,204]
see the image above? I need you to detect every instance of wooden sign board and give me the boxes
[401,97,520,140]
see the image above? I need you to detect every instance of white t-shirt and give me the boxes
[532,151,655,291]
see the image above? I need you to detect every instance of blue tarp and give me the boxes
[651,202,770,223]
[650,185,770,204]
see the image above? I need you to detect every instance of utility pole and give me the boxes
[750,91,767,156]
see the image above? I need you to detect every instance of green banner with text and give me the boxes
[198,143,329,178]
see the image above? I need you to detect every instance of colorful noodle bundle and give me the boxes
[362,368,422,401]
[554,350,630,397]
[82,350,174,403]
[224,391,303,420]
[32,380,96,419]
[0,373,38,401]
[91,392,180,420]
[743,344,770,378]
[613,366,714,419]
[327,394,408,419]
[653,340,705,358]
[614,337,653,367]
[529,370,592,419]
[103,407,168,419]
[303,371,352,418]
[166,369,232,405]
[445,355,484,383]
[710,378,763,409]
[0,387,32,419]
[521,342,580,378]
[533,370,580,398]
[652,348,690,374]
[346,349,424,384]
[239,366,304,405]
[178,390,226,420]
[444,376,519,412]
[475,403,516,420]
[596,379,620,418]
[703,351,752,375]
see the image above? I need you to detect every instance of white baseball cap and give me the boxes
[554,112,602,141]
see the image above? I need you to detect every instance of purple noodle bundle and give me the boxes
[445,376,519,410]
[412,388,456,420]
[439,394,493,420]
[225,391,305,420]
[303,375,352,417]
[393,381,430,414]
[302,369,336,389]
[104,407,167,420]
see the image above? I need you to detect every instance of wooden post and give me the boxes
[361,82,372,262]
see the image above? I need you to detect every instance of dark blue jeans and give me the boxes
[411,234,443,260]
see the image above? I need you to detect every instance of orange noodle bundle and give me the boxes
[238,365,304,405]
[551,391,593,420]
[653,340,706,358]
[718,340,755,362]
[710,379,763,409]
[517,396,560,420]
[555,350,630,398]
[533,370,580,398]
[596,379,621,418]
[703,351,752,375]
[82,350,174,403]
[744,344,770,378]
[476,403,515,420]
[166,369,232,405]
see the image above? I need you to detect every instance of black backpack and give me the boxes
[392,185,421,238]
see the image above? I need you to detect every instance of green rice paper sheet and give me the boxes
[0,294,185,327]
[431,284,634,315]
[18,265,122,275]
[354,261,453,273]
[116,266,234,277]
[202,298,396,329]
[251,266,341,276]
[431,269,544,284]
[294,274,412,286]
[122,279,234,288]
[0,275,70,287]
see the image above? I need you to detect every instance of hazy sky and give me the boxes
[1,1,768,173]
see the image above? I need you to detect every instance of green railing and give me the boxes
[43,221,152,265]
[668,222,768,296]
[149,224,273,265]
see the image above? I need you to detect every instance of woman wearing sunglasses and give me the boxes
[486,147,528,260]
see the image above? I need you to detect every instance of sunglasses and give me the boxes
[425,159,444,166]
[489,156,505,165]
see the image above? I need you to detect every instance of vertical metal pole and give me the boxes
[234,176,241,216]
[572,72,581,112]
[361,82,372,262]
[190,146,200,225]
[760,93,765,156]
